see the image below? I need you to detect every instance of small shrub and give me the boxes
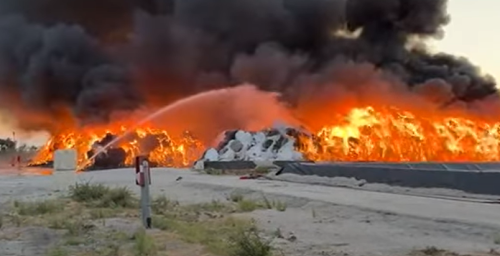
[14,200,64,216]
[151,215,175,231]
[69,182,136,208]
[46,246,69,256]
[254,166,273,175]
[273,201,287,212]
[133,229,157,256]
[64,237,86,246]
[102,243,121,256]
[69,182,109,202]
[273,228,283,239]
[205,168,223,175]
[237,200,261,212]
[89,208,117,219]
[97,187,136,208]
[229,228,273,256]
[229,192,244,203]
[11,214,23,227]
[195,200,231,213]
[65,219,93,236]
[49,217,93,236]
[494,234,500,244]
[419,246,445,255]
[262,196,273,209]
[151,195,177,215]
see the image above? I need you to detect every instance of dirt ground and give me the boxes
[0,168,499,256]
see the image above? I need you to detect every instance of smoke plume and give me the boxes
[0,0,497,133]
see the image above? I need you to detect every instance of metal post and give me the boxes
[140,159,152,229]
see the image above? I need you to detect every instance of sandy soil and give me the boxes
[1,168,500,256]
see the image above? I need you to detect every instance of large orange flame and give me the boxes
[30,124,204,168]
[298,106,500,162]
[30,104,500,167]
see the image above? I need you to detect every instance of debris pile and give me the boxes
[196,128,310,164]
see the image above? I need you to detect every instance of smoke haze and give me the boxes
[0,0,497,134]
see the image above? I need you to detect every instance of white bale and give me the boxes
[198,128,307,163]
[204,148,219,161]
[219,148,236,161]
[53,149,77,172]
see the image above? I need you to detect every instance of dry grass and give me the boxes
[228,192,287,212]
[0,184,498,256]
[68,182,137,208]
[410,247,500,256]
[494,234,500,245]
[0,183,281,256]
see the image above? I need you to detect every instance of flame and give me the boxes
[297,106,500,162]
[30,124,204,169]
[30,105,500,167]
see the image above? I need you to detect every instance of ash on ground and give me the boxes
[196,127,313,165]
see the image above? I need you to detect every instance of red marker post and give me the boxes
[135,156,152,228]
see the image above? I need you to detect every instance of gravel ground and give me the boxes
[0,167,500,256]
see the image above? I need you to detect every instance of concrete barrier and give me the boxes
[194,160,314,170]
[276,162,500,196]
[53,149,77,172]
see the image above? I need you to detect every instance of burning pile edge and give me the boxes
[28,127,318,171]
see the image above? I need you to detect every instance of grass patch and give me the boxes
[69,182,109,202]
[237,199,262,212]
[150,194,276,256]
[153,214,261,256]
[133,229,157,256]
[254,166,274,175]
[46,246,69,256]
[88,208,119,219]
[273,201,287,212]
[151,195,178,215]
[229,228,273,256]
[69,182,136,208]
[228,193,287,212]
[494,234,500,244]
[14,200,64,216]
[410,247,479,256]
[205,168,224,175]
[228,192,245,203]
[50,217,93,236]
[186,200,233,214]
[5,184,284,256]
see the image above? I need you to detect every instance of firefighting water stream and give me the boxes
[79,85,299,170]
[27,82,500,170]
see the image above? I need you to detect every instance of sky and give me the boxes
[431,0,500,82]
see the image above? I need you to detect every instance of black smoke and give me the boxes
[0,0,497,131]
[0,14,142,130]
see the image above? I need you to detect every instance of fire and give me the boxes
[298,106,500,162]
[30,124,204,169]
[30,105,500,168]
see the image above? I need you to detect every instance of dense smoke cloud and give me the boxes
[0,14,142,130]
[0,0,497,132]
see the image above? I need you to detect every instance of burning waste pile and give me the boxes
[29,128,204,170]
[29,126,314,171]
[195,127,314,167]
